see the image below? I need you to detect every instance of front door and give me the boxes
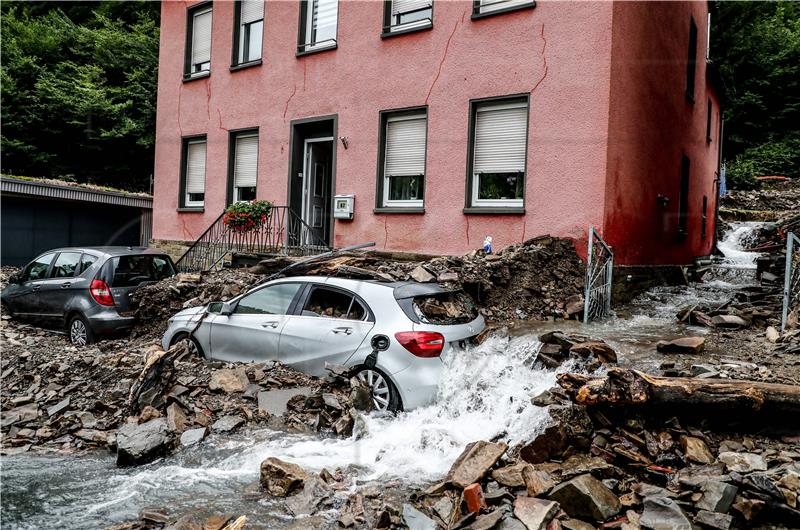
[302,138,333,246]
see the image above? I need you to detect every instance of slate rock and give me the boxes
[402,504,437,530]
[523,467,555,497]
[465,510,505,530]
[547,473,621,521]
[640,496,692,530]
[694,509,733,530]
[696,480,737,513]
[258,387,312,416]
[260,457,309,496]
[286,475,332,516]
[116,418,169,466]
[446,440,508,488]
[513,496,559,530]
[656,336,705,354]
[569,341,617,364]
[208,367,249,393]
[492,462,530,488]
[166,402,189,433]
[47,398,70,417]
[410,266,435,283]
[718,452,767,473]
[711,315,748,329]
[180,427,207,447]
[211,415,244,433]
[681,435,714,464]
[561,519,596,530]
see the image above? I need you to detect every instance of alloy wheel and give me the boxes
[356,369,391,411]
[70,319,88,346]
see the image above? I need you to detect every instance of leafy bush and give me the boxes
[726,138,800,190]
[223,200,273,233]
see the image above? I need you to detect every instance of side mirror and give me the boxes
[8,273,21,285]
[220,301,235,316]
[207,302,223,314]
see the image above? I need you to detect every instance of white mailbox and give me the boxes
[333,194,354,220]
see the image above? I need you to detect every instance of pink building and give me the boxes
[152,0,722,266]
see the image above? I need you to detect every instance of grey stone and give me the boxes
[492,462,530,488]
[498,517,527,530]
[211,415,244,433]
[208,367,249,393]
[410,266,435,283]
[718,451,767,473]
[547,473,621,522]
[765,326,780,343]
[47,398,70,417]
[116,418,169,466]
[257,387,312,416]
[465,510,505,530]
[656,336,705,354]
[513,496,559,530]
[260,457,309,496]
[180,427,207,447]
[691,364,720,377]
[681,436,714,464]
[640,496,692,530]
[711,315,748,329]
[286,475,332,516]
[696,480,737,513]
[402,504,437,530]
[77,411,97,429]
[561,520,596,530]
[446,440,508,488]
[694,510,733,530]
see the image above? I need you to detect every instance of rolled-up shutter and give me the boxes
[241,0,264,24]
[473,102,528,173]
[234,134,259,189]
[186,141,207,194]
[479,0,530,14]
[192,9,212,66]
[312,0,338,41]
[385,115,426,177]
[392,0,431,16]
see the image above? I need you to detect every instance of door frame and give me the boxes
[301,136,334,240]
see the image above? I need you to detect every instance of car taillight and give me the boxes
[395,331,445,358]
[90,279,114,306]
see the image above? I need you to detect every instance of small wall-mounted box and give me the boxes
[333,194,354,220]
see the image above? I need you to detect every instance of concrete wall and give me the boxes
[602,1,720,265]
[152,0,615,257]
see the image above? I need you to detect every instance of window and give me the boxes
[706,99,713,142]
[51,252,82,278]
[383,0,432,35]
[378,109,427,208]
[22,253,55,282]
[302,287,368,321]
[109,255,176,287]
[230,130,259,202]
[472,0,534,18]
[686,17,697,102]
[180,137,207,208]
[678,154,690,240]
[298,0,338,54]
[79,254,98,275]
[233,0,264,65]
[235,283,301,315]
[706,12,711,61]
[467,97,528,208]
[185,3,213,79]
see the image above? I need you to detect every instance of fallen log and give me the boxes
[557,369,800,420]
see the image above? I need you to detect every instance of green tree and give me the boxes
[712,2,800,189]
[1,1,159,191]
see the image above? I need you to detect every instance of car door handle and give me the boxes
[60,283,71,289]
[32,285,41,292]
[261,321,280,329]
[332,326,352,335]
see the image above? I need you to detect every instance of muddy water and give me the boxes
[0,224,763,529]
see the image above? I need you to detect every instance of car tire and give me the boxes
[170,333,205,358]
[1,302,13,319]
[68,314,94,346]
[354,366,403,413]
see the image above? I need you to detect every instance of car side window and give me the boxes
[21,253,56,282]
[79,254,98,275]
[234,283,301,315]
[302,287,368,321]
[51,252,82,278]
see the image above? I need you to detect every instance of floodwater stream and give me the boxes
[0,224,764,529]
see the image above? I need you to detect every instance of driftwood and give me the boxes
[557,368,800,420]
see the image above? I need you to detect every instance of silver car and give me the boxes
[161,276,485,411]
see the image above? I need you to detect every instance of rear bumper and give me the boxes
[85,309,136,335]
[391,358,443,410]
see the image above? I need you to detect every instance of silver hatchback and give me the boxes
[162,276,485,411]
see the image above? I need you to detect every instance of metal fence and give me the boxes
[583,226,614,322]
[781,232,800,332]
[175,206,330,273]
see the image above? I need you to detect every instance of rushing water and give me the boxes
[1,223,765,529]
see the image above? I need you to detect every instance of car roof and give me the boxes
[40,246,170,258]
[269,275,451,298]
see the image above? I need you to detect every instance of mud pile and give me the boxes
[721,179,800,215]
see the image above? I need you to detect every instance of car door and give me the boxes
[6,252,57,318]
[208,282,304,363]
[37,251,83,325]
[279,284,375,376]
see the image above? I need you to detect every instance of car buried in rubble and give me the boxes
[162,276,485,412]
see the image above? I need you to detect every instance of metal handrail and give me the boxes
[781,232,799,332]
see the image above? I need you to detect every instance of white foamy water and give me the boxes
[717,222,763,269]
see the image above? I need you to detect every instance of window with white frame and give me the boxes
[384,0,432,34]
[232,132,259,202]
[299,0,338,52]
[234,0,264,65]
[381,111,427,208]
[186,4,212,77]
[183,138,207,207]
[474,0,533,16]
[469,98,528,208]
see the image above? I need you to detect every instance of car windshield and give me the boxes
[109,255,175,287]
[412,290,478,325]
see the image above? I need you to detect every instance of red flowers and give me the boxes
[223,200,273,233]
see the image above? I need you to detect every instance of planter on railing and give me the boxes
[223,200,273,233]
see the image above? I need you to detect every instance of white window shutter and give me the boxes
[392,0,431,16]
[234,135,259,189]
[312,0,338,40]
[479,0,530,14]
[385,115,426,177]
[192,9,212,65]
[241,0,264,24]
[473,102,528,173]
[186,141,207,194]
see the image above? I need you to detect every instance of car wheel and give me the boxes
[68,315,94,346]
[1,302,13,318]
[170,333,204,358]
[354,367,402,412]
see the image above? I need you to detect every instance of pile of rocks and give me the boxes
[536,331,618,370]
[721,180,800,216]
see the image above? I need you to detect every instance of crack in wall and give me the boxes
[465,215,470,246]
[217,108,227,131]
[205,79,212,121]
[531,23,548,97]
[283,84,298,120]
[177,83,184,137]
[383,217,389,249]
[425,11,464,104]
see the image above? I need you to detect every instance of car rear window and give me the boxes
[109,255,175,287]
[412,290,479,325]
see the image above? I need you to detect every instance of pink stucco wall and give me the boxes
[152,0,615,257]
[603,1,720,265]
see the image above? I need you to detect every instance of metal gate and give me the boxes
[583,226,613,322]
[781,232,800,332]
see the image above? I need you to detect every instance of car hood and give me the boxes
[172,306,207,320]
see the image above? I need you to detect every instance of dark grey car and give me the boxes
[1,247,176,345]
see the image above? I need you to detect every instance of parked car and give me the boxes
[2,247,176,345]
[162,276,485,412]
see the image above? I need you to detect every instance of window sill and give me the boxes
[471,2,535,20]
[183,71,210,83]
[373,207,425,214]
[177,207,205,213]
[381,22,433,39]
[296,43,337,58]
[463,207,525,215]
[230,59,262,72]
